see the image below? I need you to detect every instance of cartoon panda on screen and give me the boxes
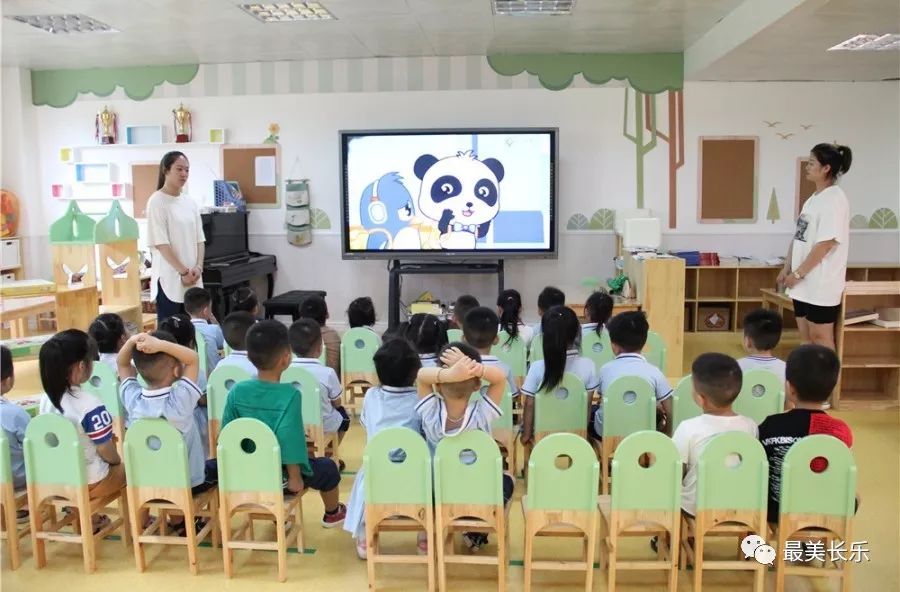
[414,150,505,250]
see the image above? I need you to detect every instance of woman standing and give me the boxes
[147,151,206,321]
[777,143,853,350]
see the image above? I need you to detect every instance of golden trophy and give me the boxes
[95,105,117,144]
[173,103,192,143]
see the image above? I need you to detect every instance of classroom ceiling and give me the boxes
[1,0,898,81]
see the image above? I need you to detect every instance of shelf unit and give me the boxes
[835,281,900,410]
[685,264,900,333]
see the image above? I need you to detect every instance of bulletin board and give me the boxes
[222,144,280,207]
[697,136,758,222]
[795,157,817,217]
[131,162,159,219]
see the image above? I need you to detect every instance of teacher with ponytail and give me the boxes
[777,143,853,350]
[146,151,205,321]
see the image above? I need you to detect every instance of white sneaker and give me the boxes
[356,539,367,560]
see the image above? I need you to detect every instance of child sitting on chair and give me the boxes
[222,320,347,527]
[738,309,786,383]
[673,353,756,516]
[582,291,613,337]
[288,319,350,446]
[347,296,377,331]
[119,331,217,531]
[497,288,533,348]
[450,294,479,331]
[184,287,224,378]
[217,311,258,376]
[532,286,565,337]
[299,295,341,376]
[230,286,259,317]
[88,313,128,376]
[462,306,518,397]
[591,311,673,439]
[1,346,29,495]
[521,306,599,446]
[405,313,448,368]
[758,345,853,523]
[344,337,423,559]
[416,342,511,552]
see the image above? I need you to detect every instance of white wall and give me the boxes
[7,67,899,325]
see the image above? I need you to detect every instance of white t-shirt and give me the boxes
[39,388,114,485]
[672,414,758,515]
[737,356,786,384]
[787,185,849,307]
[146,190,206,303]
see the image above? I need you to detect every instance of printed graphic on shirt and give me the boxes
[793,214,810,242]
[81,405,114,443]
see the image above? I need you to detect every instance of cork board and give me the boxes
[131,162,159,219]
[795,157,817,217]
[222,145,279,207]
[698,137,758,222]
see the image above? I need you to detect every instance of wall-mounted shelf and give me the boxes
[69,142,222,150]
[74,162,112,183]
[125,125,164,145]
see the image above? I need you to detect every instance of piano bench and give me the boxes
[263,290,327,321]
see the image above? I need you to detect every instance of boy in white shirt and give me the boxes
[672,353,757,515]
[217,311,258,376]
[737,309,786,383]
[184,287,224,377]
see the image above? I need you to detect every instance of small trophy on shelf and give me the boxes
[173,103,192,143]
[95,105,118,144]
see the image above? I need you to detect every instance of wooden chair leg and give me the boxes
[220,505,233,579]
[183,499,199,576]
[3,498,21,570]
[600,448,609,494]
[29,499,47,569]
[523,516,534,592]
[365,520,377,590]
[775,528,788,592]
[668,525,679,592]
[78,495,95,573]
[276,506,287,583]
[435,515,447,592]
[497,515,507,592]
[584,520,597,592]
[606,523,617,592]
[127,490,146,572]
[425,513,436,592]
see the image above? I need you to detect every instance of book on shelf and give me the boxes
[844,309,878,325]
[870,318,900,328]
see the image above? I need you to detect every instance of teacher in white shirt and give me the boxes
[147,151,206,322]
[777,143,853,350]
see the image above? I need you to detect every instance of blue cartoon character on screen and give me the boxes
[414,150,505,250]
[358,172,421,249]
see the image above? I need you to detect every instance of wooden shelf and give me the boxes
[841,356,900,368]
[835,397,898,411]
[737,297,764,302]
[697,297,733,302]
[100,304,141,315]
[844,324,900,332]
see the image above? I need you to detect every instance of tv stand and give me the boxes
[387,259,505,329]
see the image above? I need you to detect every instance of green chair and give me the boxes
[123,419,218,574]
[206,365,253,456]
[582,328,615,372]
[81,362,124,454]
[528,333,544,363]
[600,431,681,592]
[1,433,30,570]
[533,372,589,443]
[434,431,507,591]
[491,331,527,388]
[217,418,304,582]
[681,432,769,592]
[24,413,129,573]
[643,330,667,372]
[281,365,340,464]
[600,375,657,493]
[523,433,599,592]
[670,374,702,433]
[195,331,208,379]
[318,344,327,365]
[363,427,434,591]
[775,435,857,592]
[490,387,518,475]
[446,328,463,342]
[734,368,785,424]
[340,327,381,415]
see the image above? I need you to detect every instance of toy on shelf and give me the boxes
[49,201,99,331]
[1,189,20,237]
[94,202,142,331]
[95,105,118,145]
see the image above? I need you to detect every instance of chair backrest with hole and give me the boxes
[23,413,86,487]
[696,431,768,511]
[671,374,702,433]
[207,365,253,422]
[216,418,283,494]
[363,427,431,506]
[490,331,527,382]
[734,369,785,424]
[434,430,503,506]
[601,375,657,438]
[534,372,589,435]
[643,330,667,371]
[582,328,615,372]
[340,327,381,377]
[123,418,190,489]
[529,333,544,363]
[780,435,856,517]
[280,365,323,430]
[525,433,599,511]
[446,329,463,343]
[196,333,208,378]
[80,362,122,420]
[610,430,681,511]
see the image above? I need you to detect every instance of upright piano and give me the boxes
[201,211,277,320]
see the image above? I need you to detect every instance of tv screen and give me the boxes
[340,128,557,259]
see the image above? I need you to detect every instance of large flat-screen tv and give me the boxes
[340,128,558,259]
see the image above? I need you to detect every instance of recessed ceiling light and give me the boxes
[493,0,575,16]
[240,2,335,22]
[829,33,900,51]
[5,14,116,34]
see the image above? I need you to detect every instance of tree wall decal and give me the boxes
[766,188,780,224]
[623,87,657,209]
[644,90,684,228]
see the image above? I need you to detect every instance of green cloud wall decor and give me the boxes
[32,64,200,107]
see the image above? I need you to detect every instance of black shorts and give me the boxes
[792,299,841,324]
[191,459,219,494]
[337,406,351,433]
[302,457,341,491]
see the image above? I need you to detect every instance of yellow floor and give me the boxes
[4,335,899,591]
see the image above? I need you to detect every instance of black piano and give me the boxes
[201,211,277,320]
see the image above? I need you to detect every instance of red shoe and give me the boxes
[321,503,346,528]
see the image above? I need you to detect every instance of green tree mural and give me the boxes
[623,87,657,209]
[868,208,898,229]
[567,213,589,230]
[311,208,331,230]
[766,188,780,224]
[644,90,684,228]
[849,214,869,229]
[589,208,615,230]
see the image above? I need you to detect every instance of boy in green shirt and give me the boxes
[221,320,346,527]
